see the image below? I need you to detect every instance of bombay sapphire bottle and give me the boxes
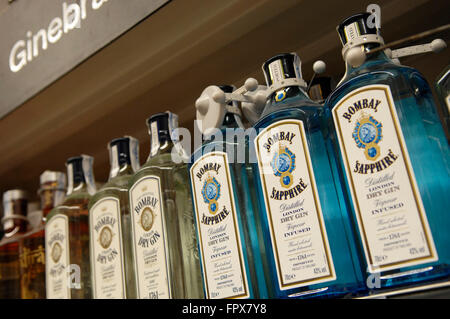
[249,53,365,298]
[324,13,450,290]
[189,85,269,299]
[128,112,202,299]
[45,155,97,299]
[88,136,140,299]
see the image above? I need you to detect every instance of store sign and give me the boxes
[0,0,169,118]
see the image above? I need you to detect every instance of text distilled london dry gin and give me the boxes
[45,155,97,299]
[326,12,450,288]
[251,53,364,298]
[189,86,268,299]
[128,112,188,299]
[89,137,140,299]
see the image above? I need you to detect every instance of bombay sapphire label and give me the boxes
[190,152,249,299]
[45,214,70,299]
[129,175,171,299]
[89,197,126,299]
[333,84,437,272]
[255,120,335,290]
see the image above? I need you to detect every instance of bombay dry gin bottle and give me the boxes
[189,85,269,299]
[325,12,450,290]
[45,155,97,299]
[250,53,365,298]
[19,171,66,299]
[88,136,140,299]
[128,112,191,299]
[0,190,29,299]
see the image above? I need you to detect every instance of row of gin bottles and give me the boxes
[4,11,448,299]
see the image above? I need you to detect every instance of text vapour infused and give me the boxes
[249,53,365,298]
[324,12,450,289]
[189,85,269,299]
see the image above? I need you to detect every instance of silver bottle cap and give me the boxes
[40,170,67,190]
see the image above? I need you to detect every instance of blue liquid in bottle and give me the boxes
[324,13,450,291]
[188,86,269,299]
[249,53,365,298]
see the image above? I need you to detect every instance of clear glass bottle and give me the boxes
[324,12,450,290]
[19,171,66,299]
[188,85,269,299]
[45,155,97,299]
[435,65,450,143]
[128,112,195,299]
[0,190,29,299]
[249,53,365,298]
[88,136,140,299]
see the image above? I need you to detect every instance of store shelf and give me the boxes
[0,0,449,199]
[356,279,450,299]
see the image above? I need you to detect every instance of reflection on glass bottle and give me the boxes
[45,155,97,299]
[128,112,199,299]
[89,136,140,299]
[0,190,29,299]
[189,85,269,299]
[20,171,66,299]
[249,53,365,298]
[435,65,450,143]
[325,12,450,290]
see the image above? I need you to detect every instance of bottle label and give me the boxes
[45,214,71,299]
[190,151,250,299]
[129,175,171,299]
[332,84,437,272]
[344,22,361,42]
[90,196,126,299]
[254,119,335,290]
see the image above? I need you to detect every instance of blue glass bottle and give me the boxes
[188,85,269,299]
[249,53,364,298]
[324,13,450,290]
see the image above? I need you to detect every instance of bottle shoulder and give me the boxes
[328,62,430,107]
[255,103,323,131]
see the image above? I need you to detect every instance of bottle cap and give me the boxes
[108,136,140,178]
[2,189,28,203]
[337,12,379,46]
[66,155,96,195]
[261,53,307,94]
[39,171,66,190]
[262,53,304,86]
[146,111,179,157]
[2,189,28,226]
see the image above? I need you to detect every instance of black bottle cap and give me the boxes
[147,112,173,144]
[337,12,378,46]
[109,137,132,167]
[66,156,86,184]
[262,53,299,86]
[147,112,169,133]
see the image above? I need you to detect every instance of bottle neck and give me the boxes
[148,133,174,160]
[268,85,310,106]
[109,163,134,180]
[221,112,242,130]
[3,219,28,238]
[40,186,65,219]
[68,180,89,196]
[343,42,392,76]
